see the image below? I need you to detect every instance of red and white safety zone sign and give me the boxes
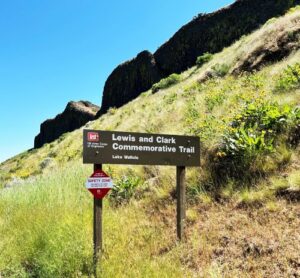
[86,170,114,199]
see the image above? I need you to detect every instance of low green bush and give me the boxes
[205,90,226,112]
[221,127,274,159]
[196,52,213,67]
[213,100,299,181]
[163,92,177,104]
[211,63,230,77]
[289,107,300,146]
[109,175,142,205]
[152,74,181,93]
[230,101,295,133]
[275,63,300,92]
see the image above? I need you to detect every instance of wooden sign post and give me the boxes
[93,164,103,272]
[176,166,186,241]
[85,163,113,276]
[83,130,200,271]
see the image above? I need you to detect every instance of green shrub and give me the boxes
[242,73,264,90]
[109,175,142,205]
[231,101,294,133]
[205,90,226,112]
[163,92,177,104]
[289,107,300,146]
[152,74,181,93]
[213,101,299,181]
[211,63,230,77]
[287,5,300,14]
[264,17,277,26]
[196,52,213,67]
[222,127,274,159]
[184,100,200,134]
[275,63,300,92]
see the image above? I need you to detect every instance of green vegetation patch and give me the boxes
[0,163,94,277]
[211,63,230,77]
[0,163,190,277]
[275,63,300,92]
[205,89,226,112]
[213,100,300,182]
[109,175,143,206]
[196,52,213,68]
[152,73,181,93]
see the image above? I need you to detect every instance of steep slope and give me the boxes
[0,8,300,277]
[97,0,300,117]
[2,7,300,183]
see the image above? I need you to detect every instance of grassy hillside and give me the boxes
[0,7,300,278]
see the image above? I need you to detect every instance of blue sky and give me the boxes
[0,0,233,163]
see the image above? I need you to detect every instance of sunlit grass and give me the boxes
[0,7,300,277]
[0,163,193,277]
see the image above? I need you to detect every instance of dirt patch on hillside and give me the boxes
[147,199,300,277]
[191,202,300,277]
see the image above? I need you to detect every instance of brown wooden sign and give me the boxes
[83,130,200,166]
[83,130,201,271]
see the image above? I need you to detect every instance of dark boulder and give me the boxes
[98,0,300,117]
[34,101,99,148]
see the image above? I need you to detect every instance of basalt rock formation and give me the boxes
[97,0,300,117]
[99,51,163,115]
[34,101,99,148]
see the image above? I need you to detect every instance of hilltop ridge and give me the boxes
[32,0,300,149]
[97,0,300,117]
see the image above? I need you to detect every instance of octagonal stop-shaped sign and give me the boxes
[86,169,114,199]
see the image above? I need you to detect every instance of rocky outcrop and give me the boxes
[232,21,300,74]
[98,0,300,117]
[97,51,163,116]
[153,0,299,75]
[34,101,99,148]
